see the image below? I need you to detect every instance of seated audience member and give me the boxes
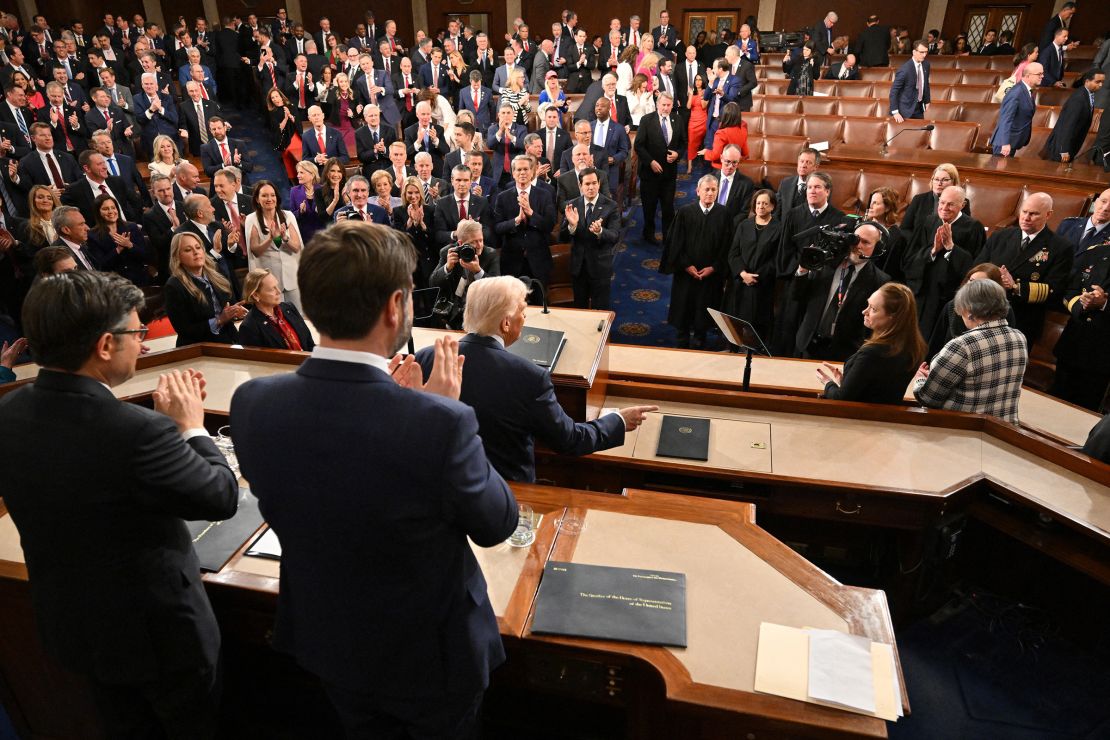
[1081,414,1110,464]
[148,133,185,179]
[864,186,908,282]
[32,245,77,278]
[927,263,1018,359]
[817,283,927,404]
[901,164,967,234]
[1056,187,1110,257]
[1050,231,1110,411]
[0,337,28,384]
[417,276,655,482]
[164,231,246,346]
[237,268,315,351]
[86,193,155,286]
[429,218,499,327]
[913,279,1028,423]
[0,271,238,737]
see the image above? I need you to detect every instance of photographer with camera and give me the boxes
[792,220,891,361]
[429,218,500,328]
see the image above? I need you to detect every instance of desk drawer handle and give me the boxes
[835,501,861,515]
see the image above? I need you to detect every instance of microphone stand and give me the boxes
[1064,144,1096,175]
[879,124,935,156]
[520,277,550,313]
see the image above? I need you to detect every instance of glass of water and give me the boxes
[215,425,239,477]
[508,503,536,548]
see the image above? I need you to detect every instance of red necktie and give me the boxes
[228,200,240,233]
[473,90,479,109]
[459,199,466,219]
[57,106,73,150]
[269,63,277,88]
[45,153,63,188]
[390,37,396,51]
[104,110,112,130]
[220,141,230,164]
[317,130,325,154]
[298,73,305,106]
[201,85,209,100]
[404,75,413,110]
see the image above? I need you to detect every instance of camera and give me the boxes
[798,222,860,271]
[456,244,476,263]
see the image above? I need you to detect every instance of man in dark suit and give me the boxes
[559,119,610,177]
[703,60,741,147]
[302,104,348,165]
[458,71,496,132]
[1046,69,1103,162]
[724,47,759,112]
[178,81,219,157]
[794,223,891,360]
[416,277,654,481]
[589,98,630,195]
[560,167,621,309]
[430,217,500,325]
[824,53,860,80]
[83,87,134,156]
[62,150,141,224]
[493,156,556,285]
[776,148,820,217]
[634,93,684,243]
[574,74,632,128]
[213,18,246,106]
[1040,3,1076,50]
[441,123,490,180]
[974,192,1074,345]
[230,222,517,737]
[13,123,81,196]
[977,29,1000,56]
[466,33,497,89]
[1040,28,1069,88]
[209,167,251,270]
[37,82,88,157]
[354,104,395,179]
[434,164,494,248]
[853,15,890,67]
[890,42,931,122]
[598,29,625,76]
[811,12,838,67]
[1056,188,1110,257]
[404,101,450,178]
[486,104,528,189]
[564,29,595,94]
[133,72,179,159]
[990,63,1043,157]
[88,130,147,210]
[675,45,704,105]
[418,47,450,94]
[711,145,755,223]
[142,173,178,281]
[651,10,682,58]
[557,144,612,208]
[351,54,398,128]
[50,205,97,270]
[282,53,315,124]
[0,271,238,737]
[537,106,571,175]
[200,117,251,183]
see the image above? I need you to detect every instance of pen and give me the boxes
[597,320,604,332]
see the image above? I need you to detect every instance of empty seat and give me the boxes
[745,137,765,161]
[761,95,801,114]
[745,113,764,136]
[813,80,837,96]
[837,80,875,98]
[800,97,839,115]
[1033,106,1057,128]
[988,57,1014,71]
[930,68,962,85]
[858,67,894,81]
[841,117,887,146]
[1034,87,1072,107]
[929,121,980,152]
[762,79,790,95]
[748,96,765,112]
[924,101,963,121]
[958,102,1001,151]
[956,56,991,69]
[837,97,880,117]
[764,163,797,190]
[762,113,804,137]
[826,169,863,212]
[736,162,767,187]
[883,120,932,151]
[762,135,810,163]
[948,85,995,103]
[547,243,574,307]
[802,116,845,145]
[872,81,893,101]
[1014,127,1052,160]
[959,69,1002,86]
[929,57,958,68]
[963,180,1022,230]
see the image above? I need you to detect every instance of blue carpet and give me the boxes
[220,106,293,204]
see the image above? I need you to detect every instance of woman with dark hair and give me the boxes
[237,268,315,351]
[864,186,908,281]
[164,232,246,346]
[625,73,655,130]
[926,262,1018,358]
[245,180,304,310]
[86,194,155,286]
[698,101,749,165]
[725,189,781,342]
[314,157,349,221]
[315,65,336,118]
[783,41,819,96]
[686,72,709,166]
[817,283,927,403]
[952,35,971,56]
[266,87,296,151]
[995,43,1039,103]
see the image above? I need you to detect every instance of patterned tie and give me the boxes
[57,106,73,150]
[404,75,413,110]
[299,72,305,106]
[503,133,510,172]
[197,104,209,143]
[45,153,64,188]
[661,116,670,145]
[14,107,28,140]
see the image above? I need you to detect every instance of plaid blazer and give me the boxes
[913,319,1028,423]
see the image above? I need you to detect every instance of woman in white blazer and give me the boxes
[245,180,305,311]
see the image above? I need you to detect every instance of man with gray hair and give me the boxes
[429,218,500,327]
[974,192,1073,344]
[50,205,95,270]
[416,275,656,482]
[134,70,179,159]
[914,279,1028,423]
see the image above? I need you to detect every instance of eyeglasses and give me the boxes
[932,176,953,183]
[112,325,149,341]
[721,159,739,166]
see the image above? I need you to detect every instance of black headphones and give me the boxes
[855,219,890,259]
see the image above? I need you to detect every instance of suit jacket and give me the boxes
[83,104,133,154]
[179,97,220,156]
[890,59,930,116]
[133,91,180,156]
[229,355,516,695]
[634,111,686,179]
[418,60,451,90]
[824,62,861,80]
[575,82,632,128]
[142,202,175,279]
[589,118,630,192]
[486,123,528,176]
[417,334,625,482]
[458,85,497,131]
[730,60,759,111]
[1045,86,1094,161]
[301,125,349,163]
[35,102,88,155]
[61,176,141,223]
[466,48,497,89]
[712,171,755,223]
[989,81,1037,152]
[776,203,848,277]
[354,125,396,178]
[559,194,621,278]
[404,122,450,174]
[492,185,556,278]
[822,343,918,403]
[353,68,400,127]
[564,44,595,91]
[173,220,239,299]
[0,370,237,683]
[0,102,35,158]
[1053,241,1110,374]
[528,53,550,94]
[1056,217,1110,257]
[555,168,611,209]
[15,149,81,192]
[537,127,572,174]
[1040,43,1065,87]
[200,137,252,180]
[236,303,315,350]
[853,24,890,67]
[795,260,891,360]
[429,242,501,313]
[164,271,239,346]
[433,193,494,247]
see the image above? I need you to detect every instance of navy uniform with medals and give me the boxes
[1051,236,1110,410]
[974,226,1073,344]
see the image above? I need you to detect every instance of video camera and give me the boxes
[797,216,887,271]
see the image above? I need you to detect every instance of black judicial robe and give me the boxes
[663,201,732,330]
[725,216,782,341]
[903,213,984,343]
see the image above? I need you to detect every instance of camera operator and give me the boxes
[793,221,891,361]
[429,218,500,328]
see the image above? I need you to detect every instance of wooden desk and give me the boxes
[0,486,906,739]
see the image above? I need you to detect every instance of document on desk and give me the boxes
[185,488,266,572]
[244,527,282,560]
[754,622,901,721]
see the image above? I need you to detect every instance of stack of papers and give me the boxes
[754,622,902,721]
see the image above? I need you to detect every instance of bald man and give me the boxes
[990,62,1043,157]
[974,192,1073,344]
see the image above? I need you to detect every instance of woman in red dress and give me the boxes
[686,72,708,167]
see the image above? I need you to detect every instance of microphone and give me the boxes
[519,276,550,314]
[1064,143,1097,174]
[880,124,935,155]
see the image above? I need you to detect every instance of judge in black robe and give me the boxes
[725,209,782,344]
[662,179,732,348]
[902,212,984,343]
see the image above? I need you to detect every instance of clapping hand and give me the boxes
[588,217,603,235]
[564,203,579,228]
[998,265,1016,290]
[152,369,208,432]
[914,362,930,382]
[0,337,28,369]
[815,362,843,386]
[110,229,133,249]
[1080,285,1108,310]
[389,336,465,399]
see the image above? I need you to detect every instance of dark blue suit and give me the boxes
[1057,217,1110,257]
[702,73,740,147]
[493,185,557,284]
[1039,43,1064,87]
[229,356,517,723]
[459,86,497,132]
[588,118,630,193]
[416,334,625,482]
[486,122,529,181]
[889,59,930,118]
[301,125,348,163]
[990,81,1036,155]
[133,91,180,158]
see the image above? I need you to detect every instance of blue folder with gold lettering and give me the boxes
[531,561,687,647]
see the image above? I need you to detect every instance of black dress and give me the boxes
[237,303,315,350]
[725,217,782,343]
[86,223,156,287]
[392,203,438,288]
[267,106,295,151]
[822,343,917,404]
[164,273,239,347]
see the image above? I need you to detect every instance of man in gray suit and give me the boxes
[529,40,553,94]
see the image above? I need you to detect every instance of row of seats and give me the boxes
[750,79,1076,106]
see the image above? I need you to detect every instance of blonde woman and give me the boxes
[26,185,60,250]
[245,180,304,311]
[498,67,531,125]
[370,170,402,216]
[164,232,245,346]
[289,160,324,241]
[148,135,184,178]
[237,268,315,350]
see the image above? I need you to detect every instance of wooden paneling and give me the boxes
[774,3,930,47]
[34,0,144,31]
[426,0,506,49]
[519,0,650,44]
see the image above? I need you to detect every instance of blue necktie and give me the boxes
[108,157,119,176]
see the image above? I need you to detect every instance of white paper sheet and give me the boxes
[245,527,282,559]
[807,628,877,713]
